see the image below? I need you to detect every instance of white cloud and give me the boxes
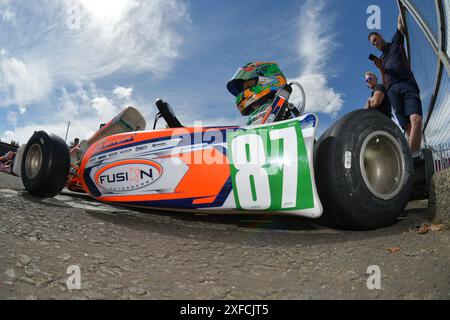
[0,57,51,110]
[91,97,120,122]
[113,86,133,100]
[0,0,15,23]
[289,0,344,117]
[202,116,245,127]
[2,130,15,143]
[0,0,190,108]
[1,10,14,22]
[294,74,344,116]
[1,84,152,144]
[79,0,130,22]
[18,105,26,114]
[0,0,190,146]
[66,0,188,78]
[1,82,244,144]
[6,111,17,126]
[2,122,87,147]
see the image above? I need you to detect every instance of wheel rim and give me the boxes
[359,131,406,200]
[25,143,43,179]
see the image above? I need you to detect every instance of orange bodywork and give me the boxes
[69,126,233,207]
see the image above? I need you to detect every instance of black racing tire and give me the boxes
[21,131,70,198]
[314,110,413,230]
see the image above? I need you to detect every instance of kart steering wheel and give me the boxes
[289,81,306,116]
[155,99,183,128]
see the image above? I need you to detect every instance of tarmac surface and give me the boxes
[0,173,449,300]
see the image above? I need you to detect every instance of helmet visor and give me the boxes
[227,67,259,96]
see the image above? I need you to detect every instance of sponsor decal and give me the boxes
[94,160,163,192]
[120,148,133,154]
[152,142,166,148]
[96,134,136,152]
[345,151,352,169]
[135,145,148,152]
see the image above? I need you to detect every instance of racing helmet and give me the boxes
[227,62,287,116]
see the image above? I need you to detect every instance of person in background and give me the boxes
[0,151,15,173]
[70,138,80,149]
[368,12,423,153]
[364,71,392,119]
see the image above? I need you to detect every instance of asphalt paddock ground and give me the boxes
[0,173,449,300]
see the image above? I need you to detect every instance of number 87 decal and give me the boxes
[228,121,314,211]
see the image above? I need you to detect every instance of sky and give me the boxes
[0,0,401,144]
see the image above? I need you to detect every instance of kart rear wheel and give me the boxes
[21,131,70,198]
[314,110,413,230]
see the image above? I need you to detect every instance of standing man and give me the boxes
[364,71,392,119]
[368,13,423,153]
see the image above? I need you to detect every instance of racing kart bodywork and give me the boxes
[15,85,414,230]
[83,110,322,218]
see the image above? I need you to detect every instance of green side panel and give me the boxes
[227,120,314,211]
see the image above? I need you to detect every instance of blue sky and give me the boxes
[0,0,401,144]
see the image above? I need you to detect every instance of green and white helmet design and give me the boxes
[227,62,287,116]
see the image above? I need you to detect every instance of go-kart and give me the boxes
[13,82,414,230]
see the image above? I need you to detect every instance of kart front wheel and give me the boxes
[314,110,413,230]
[21,131,70,198]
